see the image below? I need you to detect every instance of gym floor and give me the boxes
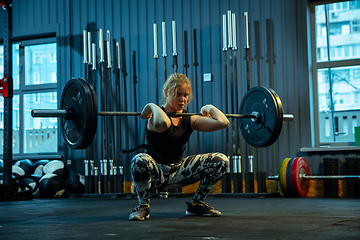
[1,195,359,240]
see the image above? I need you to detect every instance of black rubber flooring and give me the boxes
[1,195,359,240]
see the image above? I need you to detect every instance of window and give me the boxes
[24,92,57,153]
[311,0,360,146]
[50,92,57,102]
[50,72,57,83]
[50,51,57,63]
[33,72,40,84]
[25,43,57,85]
[0,38,58,155]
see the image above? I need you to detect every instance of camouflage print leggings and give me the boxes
[131,152,229,205]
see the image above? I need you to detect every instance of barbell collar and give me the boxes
[283,114,294,121]
[32,109,68,118]
[268,175,279,180]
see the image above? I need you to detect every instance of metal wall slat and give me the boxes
[47,0,58,25]
[181,0,194,157]
[26,0,35,27]
[71,0,82,81]
[12,0,20,29]
[146,0,156,105]
[296,0,312,150]
[209,0,222,152]
[41,0,49,25]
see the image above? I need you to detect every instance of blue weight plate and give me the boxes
[286,158,295,197]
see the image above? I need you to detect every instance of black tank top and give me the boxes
[146,109,193,164]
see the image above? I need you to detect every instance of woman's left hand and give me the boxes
[192,104,229,132]
[200,104,213,117]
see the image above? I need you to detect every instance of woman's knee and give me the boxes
[212,153,229,171]
[131,153,155,182]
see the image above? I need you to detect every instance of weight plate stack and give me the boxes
[345,158,357,198]
[323,158,339,198]
[355,158,360,198]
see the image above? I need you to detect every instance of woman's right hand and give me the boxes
[140,104,153,119]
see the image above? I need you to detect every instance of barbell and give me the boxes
[268,157,360,197]
[31,77,294,149]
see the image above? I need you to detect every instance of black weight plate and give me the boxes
[60,78,97,149]
[265,87,283,147]
[77,78,98,149]
[239,86,282,147]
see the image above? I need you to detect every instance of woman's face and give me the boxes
[166,84,190,112]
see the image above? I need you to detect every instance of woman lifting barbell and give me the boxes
[129,73,230,221]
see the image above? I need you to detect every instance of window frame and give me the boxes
[310,0,360,147]
[1,37,59,157]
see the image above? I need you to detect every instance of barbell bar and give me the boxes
[268,157,360,198]
[99,111,295,121]
[300,175,360,179]
[32,109,294,121]
[31,77,294,149]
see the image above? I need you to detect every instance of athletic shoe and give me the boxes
[129,204,150,221]
[185,201,221,217]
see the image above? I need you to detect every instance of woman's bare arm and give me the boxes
[191,104,230,132]
[140,103,171,132]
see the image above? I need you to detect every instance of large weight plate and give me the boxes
[239,86,283,147]
[80,78,98,148]
[266,88,284,147]
[60,78,98,149]
[290,157,310,198]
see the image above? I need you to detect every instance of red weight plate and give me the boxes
[290,157,310,198]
